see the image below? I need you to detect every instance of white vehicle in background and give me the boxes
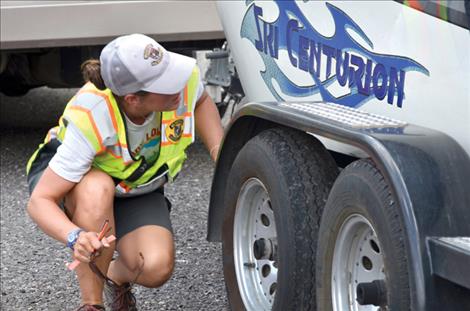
[207,1,470,310]
[0,0,224,96]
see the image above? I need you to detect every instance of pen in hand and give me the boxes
[66,219,116,271]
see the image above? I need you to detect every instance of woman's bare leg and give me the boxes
[64,169,116,305]
[107,225,174,288]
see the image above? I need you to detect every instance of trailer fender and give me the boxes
[207,101,470,310]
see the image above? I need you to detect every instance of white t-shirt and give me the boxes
[49,80,204,184]
[125,111,161,164]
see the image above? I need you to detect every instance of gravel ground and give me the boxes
[0,88,229,311]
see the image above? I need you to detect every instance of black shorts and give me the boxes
[113,191,173,239]
[27,141,173,240]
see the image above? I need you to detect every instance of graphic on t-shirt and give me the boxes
[131,127,161,163]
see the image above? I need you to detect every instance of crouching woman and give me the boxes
[26,34,223,310]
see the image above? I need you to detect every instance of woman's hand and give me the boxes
[73,231,111,263]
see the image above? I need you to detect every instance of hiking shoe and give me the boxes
[105,282,137,311]
[89,253,144,311]
[76,304,106,311]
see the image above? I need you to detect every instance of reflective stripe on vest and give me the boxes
[27,66,200,193]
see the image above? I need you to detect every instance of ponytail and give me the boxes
[80,59,106,90]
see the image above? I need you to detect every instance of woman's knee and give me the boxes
[137,252,175,288]
[68,169,115,215]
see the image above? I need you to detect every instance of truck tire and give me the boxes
[222,127,338,311]
[316,159,410,311]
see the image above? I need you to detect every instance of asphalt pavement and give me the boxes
[0,87,229,310]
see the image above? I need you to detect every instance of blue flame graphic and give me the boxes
[241,0,429,108]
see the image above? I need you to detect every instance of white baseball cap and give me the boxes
[100,33,196,96]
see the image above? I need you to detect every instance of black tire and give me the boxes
[316,159,410,311]
[222,127,338,311]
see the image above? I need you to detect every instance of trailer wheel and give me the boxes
[316,159,410,311]
[222,127,338,311]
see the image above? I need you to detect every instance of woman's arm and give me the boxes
[27,117,115,263]
[27,168,110,263]
[194,90,224,161]
[27,167,79,244]
[28,123,97,244]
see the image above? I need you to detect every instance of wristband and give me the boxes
[66,228,84,250]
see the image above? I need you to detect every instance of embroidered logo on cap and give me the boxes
[144,44,164,66]
[166,118,185,143]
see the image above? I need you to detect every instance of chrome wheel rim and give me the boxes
[233,178,277,311]
[332,214,386,311]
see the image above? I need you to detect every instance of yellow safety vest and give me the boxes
[27,66,200,194]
